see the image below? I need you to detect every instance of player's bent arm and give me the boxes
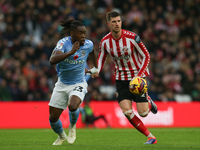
[49,41,80,65]
[87,49,99,78]
[133,35,150,77]
[49,50,74,65]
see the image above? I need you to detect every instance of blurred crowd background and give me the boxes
[0,0,200,102]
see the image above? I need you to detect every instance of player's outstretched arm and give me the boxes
[88,48,98,68]
[88,49,99,78]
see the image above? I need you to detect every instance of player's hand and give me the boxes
[91,72,99,78]
[70,41,80,55]
[85,68,90,74]
[85,68,99,78]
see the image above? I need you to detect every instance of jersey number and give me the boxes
[73,86,83,92]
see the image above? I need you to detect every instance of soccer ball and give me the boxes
[129,77,148,95]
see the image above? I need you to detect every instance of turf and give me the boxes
[0,128,200,150]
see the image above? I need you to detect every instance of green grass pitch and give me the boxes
[0,128,200,150]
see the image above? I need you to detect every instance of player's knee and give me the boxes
[68,104,78,112]
[138,109,149,117]
[49,115,59,123]
[123,110,135,120]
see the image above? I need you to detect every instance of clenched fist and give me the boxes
[70,41,80,55]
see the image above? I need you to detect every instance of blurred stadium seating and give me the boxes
[0,0,200,102]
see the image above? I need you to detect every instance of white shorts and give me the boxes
[48,78,88,110]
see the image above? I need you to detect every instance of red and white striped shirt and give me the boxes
[98,29,150,81]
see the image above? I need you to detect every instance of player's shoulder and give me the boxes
[122,29,137,37]
[100,32,111,43]
[57,36,71,44]
[82,39,94,51]
[54,37,71,51]
[84,39,94,46]
[122,29,141,43]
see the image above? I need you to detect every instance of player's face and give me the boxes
[107,16,122,34]
[72,26,86,46]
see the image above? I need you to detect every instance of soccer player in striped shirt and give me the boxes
[48,17,98,145]
[98,11,158,144]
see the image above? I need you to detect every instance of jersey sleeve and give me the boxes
[88,40,94,53]
[97,40,108,73]
[134,35,150,77]
[53,40,65,53]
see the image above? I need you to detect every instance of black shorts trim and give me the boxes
[115,80,148,103]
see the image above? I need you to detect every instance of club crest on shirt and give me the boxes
[112,46,131,62]
[122,46,130,61]
[81,50,85,57]
[122,46,128,52]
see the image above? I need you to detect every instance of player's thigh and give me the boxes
[119,99,132,113]
[116,80,134,102]
[69,82,88,105]
[49,106,63,122]
[135,92,148,113]
[49,89,68,110]
[68,95,82,111]
[48,79,69,110]
[136,102,148,114]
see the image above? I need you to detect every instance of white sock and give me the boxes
[147,133,154,138]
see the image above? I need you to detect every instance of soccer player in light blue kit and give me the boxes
[48,17,99,145]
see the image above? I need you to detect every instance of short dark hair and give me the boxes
[106,11,121,22]
[60,16,84,33]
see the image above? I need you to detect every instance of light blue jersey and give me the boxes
[53,36,93,85]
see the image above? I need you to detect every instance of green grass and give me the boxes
[0,128,200,150]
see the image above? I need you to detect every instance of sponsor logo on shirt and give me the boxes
[113,54,130,61]
[113,46,130,61]
[64,58,85,64]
